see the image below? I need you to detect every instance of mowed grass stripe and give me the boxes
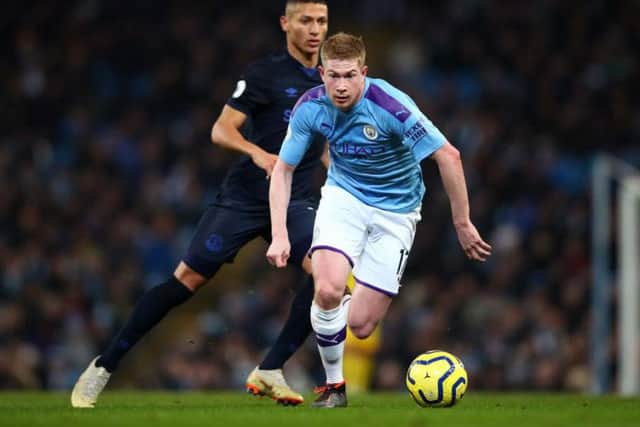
[0,392,638,427]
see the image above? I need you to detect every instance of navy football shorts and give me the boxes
[182,200,316,278]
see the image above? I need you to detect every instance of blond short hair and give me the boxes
[320,32,366,67]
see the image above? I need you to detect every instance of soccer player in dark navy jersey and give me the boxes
[71,0,328,408]
[215,50,327,207]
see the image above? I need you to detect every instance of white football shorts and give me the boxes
[310,185,421,296]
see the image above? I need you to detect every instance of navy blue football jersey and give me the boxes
[216,51,324,207]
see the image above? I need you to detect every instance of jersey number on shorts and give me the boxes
[396,248,410,282]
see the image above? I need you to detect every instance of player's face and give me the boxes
[320,59,368,111]
[281,3,328,55]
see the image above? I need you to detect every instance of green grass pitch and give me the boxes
[1,391,638,427]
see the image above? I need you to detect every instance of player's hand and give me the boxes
[266,236,291,268]
[251,149,278,179]
[454,221,492,262]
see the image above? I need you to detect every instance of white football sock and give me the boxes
[311,300,348,384]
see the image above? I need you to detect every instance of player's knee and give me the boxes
[347,310,378,339]
[314,279,343,309]
[348,317,377,339]
[174,262,208,292]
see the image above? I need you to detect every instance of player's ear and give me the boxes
[361,65,368,76]
[280,15,288,32]
[319,66,330,85]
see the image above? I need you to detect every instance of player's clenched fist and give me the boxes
[266,237,291,268]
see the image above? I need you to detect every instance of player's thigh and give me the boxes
[311,248,352,305]
[352,208,419,297]
[311,249,352,289]
[182,204,266,279]
[349,283,392,330]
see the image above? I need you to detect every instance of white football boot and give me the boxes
[245,367,304,406]
[70,357,111,408]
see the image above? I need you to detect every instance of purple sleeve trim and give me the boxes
[365,83,412,123]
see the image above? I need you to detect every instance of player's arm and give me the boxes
[211,106,278,177]
[266,159,296,268]
[266,102,317,267]
[395,93,492,262]
[431,142,492,261]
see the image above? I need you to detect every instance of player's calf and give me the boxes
[348,284,392,339]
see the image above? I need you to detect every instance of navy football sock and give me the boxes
[259,275,314,370]
[96,276,193,373]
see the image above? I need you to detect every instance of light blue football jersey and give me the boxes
[279,77,447,213]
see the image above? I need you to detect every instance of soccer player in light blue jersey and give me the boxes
[267,33,492,407]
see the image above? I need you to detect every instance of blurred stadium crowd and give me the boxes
[1,0,638,391]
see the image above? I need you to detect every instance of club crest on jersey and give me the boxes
[363,125,378,140]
